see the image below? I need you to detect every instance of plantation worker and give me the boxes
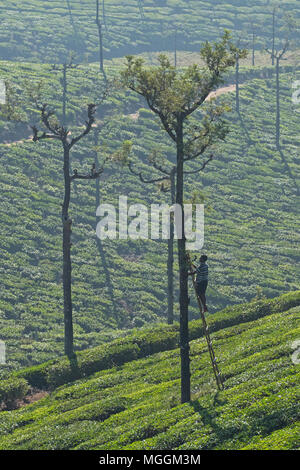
[193,254,209,312]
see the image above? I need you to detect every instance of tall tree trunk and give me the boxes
[96,0,106,81]
[66,0,78,40]
[276,57,280,150]
[252,31,255,66]
[176,118,190,404]
[97,21,104,73]
[62,143,74,357]
[272,9,275,66]
[235,54,240,114]
[138,0,145,20]
[174,28,177,68]
[167,168,176,324]
[102,0,107,31]
[62,64,67,127]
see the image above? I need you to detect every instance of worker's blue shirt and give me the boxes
[196,262,208,282]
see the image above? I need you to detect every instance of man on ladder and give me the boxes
[194,254,209,313]
[188,253,224,390]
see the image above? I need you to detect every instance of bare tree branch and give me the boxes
[128,161,169,184]
[150,158,173,176]
[70,163,104,181]
[31,126,61,142]
[69,104,97,148]
[278,40,289,59]
[52,57,78,73]
[266,39,289,60]
[183,142,210,162]
[39,104,62,136]
[183,154,214,174]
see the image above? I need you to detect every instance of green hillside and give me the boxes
[0,60,299,372]
[0,0,299,63]
[0,0,300,453]
[0,291,299,450]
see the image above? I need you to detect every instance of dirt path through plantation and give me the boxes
[206,83,243,101]
[2,136,33,146]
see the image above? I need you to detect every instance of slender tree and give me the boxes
[271,6,277,66]
[267,9,298,149]
[102,0,108,31]
[65,0,84,53]
[96,0,107,81]
[122,31,246,402]
[235,50,240,115]
[66,0,78,39]
[31,102,103,357]
[266,8,299,193]
[251,25,256,66]
[266,40,289,150]
[52,58,77,127]
[246,20,260,67]
[268,3,290,67]
[137,0,145,20]
[232,33,248,115]
[174,26,178,68]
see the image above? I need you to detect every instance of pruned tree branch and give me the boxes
[70,104,97,148]
[52,60,78,73]
[70,163,104,181]
[278,39,289,59]
[128,161,169,184]
[266,39,289,60]
[184,141,211,161]
[31,126,60,142]
[31,102,97,147]
[39,103,62,136]
[148,154,173,176]
[183,154,214,173]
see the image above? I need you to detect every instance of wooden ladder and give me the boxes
[187,254,224,391]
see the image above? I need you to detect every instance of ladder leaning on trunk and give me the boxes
[187,253,224,391]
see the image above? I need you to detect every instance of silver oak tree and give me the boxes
[122,31,246,403]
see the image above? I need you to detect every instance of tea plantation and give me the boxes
[0,58,299,373]
[1,0,300,63]
[0,0,300,452]
[0,291,299,450]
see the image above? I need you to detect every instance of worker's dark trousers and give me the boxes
[196,280,208,308]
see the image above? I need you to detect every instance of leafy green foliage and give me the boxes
[121,32,246,149]
[10,290,298,391]
[0,291,299,449]
[0,378,29,410]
